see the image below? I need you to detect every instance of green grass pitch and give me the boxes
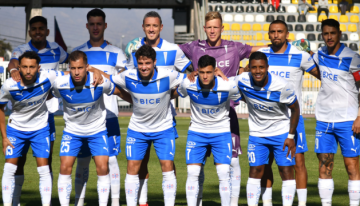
[0,117,351,206]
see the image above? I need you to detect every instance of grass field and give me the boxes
[0,116,352,206]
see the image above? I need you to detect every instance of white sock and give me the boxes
[282,180,296,206]
[297,188,307,206]
[74,156,91,206]
[2,163,17,205]
[38,166,52,205]
[349,180,360,206]
[97,175,111,206]
[197,165,205,206]
[246,178,261,206]
[318,178,334,206]
[109,156,120,206]
[162,170,177,206]
[217,164,231,206]
[230,158,241,206]
[186,165,201,206]
[261,187,273,206]
[58,174,72,206]
[125,174,139,206]
[138,179,148,205]
[13,175,24,206]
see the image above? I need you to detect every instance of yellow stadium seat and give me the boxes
[264,33,270,41]
[240,61,243,67]
[292,0,299,3]
[307,0,311,3]
[329,15,338,21]
[329,6,338,13]
[350,15,359,23]
[255,33,263,41]
[223,23,230,31]
[349,24,357,32]
[350,6,359,13]
[339,15,349,22]
[302,80,312,88]
[256,42,264,46]
[242,23,251,31]
[314,80,321,88]
[253,24,262,31]
[304,72,310,79]
[333,0,338,3]
[340,24,347,31]
[246,42,254,46]
[231,23,241,31]
[243,35,249,41]
[289,33,295,41]
[328,0,332,3]
[263,24,270,31]
[309,6,317,13]
[318,15,327,22]
[266,42,271,45]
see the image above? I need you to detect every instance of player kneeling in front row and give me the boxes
[1,51,65,206]
[236,52,300,206]
[52,51,130,206]
[172,55,241,206]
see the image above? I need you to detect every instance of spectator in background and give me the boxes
[338,0,351,15]
[318,0,329,18]
[298,0,314,15]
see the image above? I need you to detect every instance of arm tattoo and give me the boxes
[318,153,334,177]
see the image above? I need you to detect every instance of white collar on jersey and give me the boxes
[17,73,40,91]
[28,40,51,52]
[321,43,345,56]
[269,42,291,54]
[87,40,107,49]
[141,37,163,49]
[136,66,158,81]
[195,76,219,91]
[69,72,91,89]
[249,72,272,90]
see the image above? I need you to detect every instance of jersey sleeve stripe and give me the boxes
[60,53,69,64]
[10,57,18,61]
[110,75,115,84]
[176,87,185,97]
[110,84,116,95]
[305,64,316,72]
[0,101,8,105]
[181,61,192,73]
[287,96,297,106]
[234,96,242,102]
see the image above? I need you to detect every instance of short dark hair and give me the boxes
[19,51,41,65]
[29,16,47,27]
[249,51,268,67]
[87,8,106,21]
[143,11,162,25]
[270,20,288,32]
[198,55,216,69]
[135,45,156,62]
[321,19,340,32]
[69,51,88,65]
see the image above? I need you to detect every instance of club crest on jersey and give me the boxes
[63,135,72,141]
[127,137,136,144]
[187,141,196,148]
[248,144,255,150]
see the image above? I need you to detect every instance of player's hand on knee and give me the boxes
[214,67,228,81]
[10,70,21,82]
[283,138,296,159]
[187,71,198,82]
[2,137,14,156]
[352,116,360,134]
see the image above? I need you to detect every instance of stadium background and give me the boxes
[0,0,359,205]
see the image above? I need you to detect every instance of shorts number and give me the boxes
[315,138,319,149]
[60,141,70,153]
[187,149,191,160]
[127,145,131,157]
[247,152,256,163]
[6,147,13,156]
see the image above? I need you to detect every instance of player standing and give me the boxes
[72,9,127,206]
[311,19,360,206]
[256,20,319,206]
[1,51,65,206]
[236,51,300,206]
[172,55,241,206]
[7,16,68,206]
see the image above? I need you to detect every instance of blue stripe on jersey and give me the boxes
[318,52,352,72]
[125,76,170,94]
[187,90,229,105]
[58,87,104,103]
[84,51,118,66]
[38,48,61,64]
[265,53,302,67]
[155,50,177,66]
[9,79,51,101]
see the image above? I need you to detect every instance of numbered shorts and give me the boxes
[295,115,308,154]
[48,113,56,142]
[60,130,109,157]
[126,127,176,161]
[5,125,51,159]
[186,131,232,165]
[247,133,295,167]
[315,121,360,157]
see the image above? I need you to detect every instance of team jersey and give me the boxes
[126,37,191,72]
[258,43,316,114]
[72,40,127,119]
[110,68,186,133]
[313,43,360,122]
[52,72,115,136]
[177,76,241,133]
[11,40,68,113]
[236,72,297,136]
[0,70,63,131]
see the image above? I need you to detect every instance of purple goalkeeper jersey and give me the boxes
[179,39,252,77]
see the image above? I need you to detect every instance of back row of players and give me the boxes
[1,8,359,206]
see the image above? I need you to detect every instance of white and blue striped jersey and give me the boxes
[313,43,360,122]
[236,72,297,137]
[72,40,127,119]
[52,72,115,136]
[258,43,316,114]
[177,76,241,133]
[11,41,68,113]
[0,71,63,131]
[126,37,191,72]
[110,68,186,133]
